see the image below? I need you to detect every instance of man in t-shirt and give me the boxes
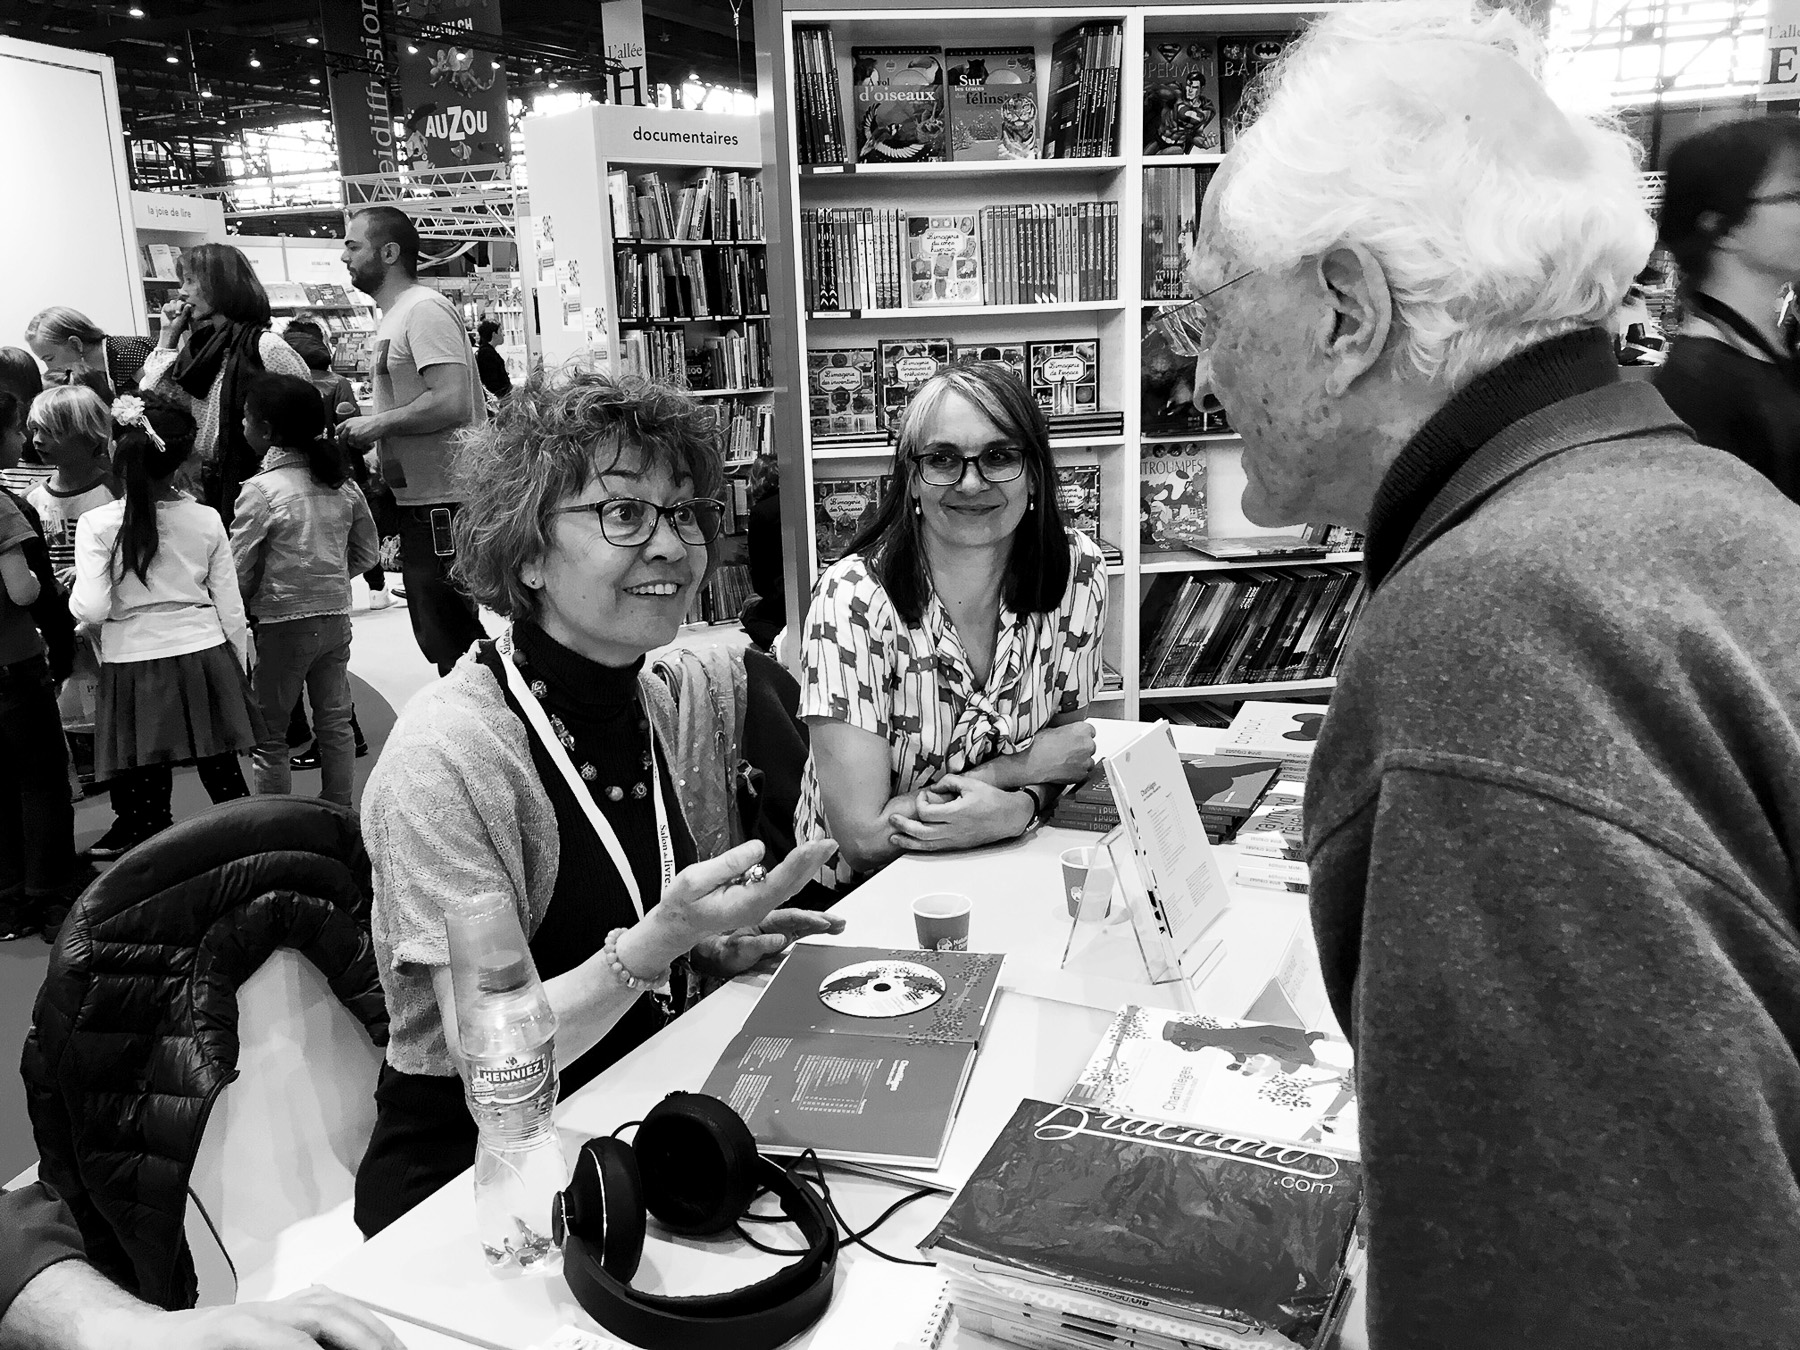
[337,205,483,674]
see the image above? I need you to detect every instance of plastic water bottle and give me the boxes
[446,894,568,1271]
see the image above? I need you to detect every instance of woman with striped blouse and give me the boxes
[795,360,1109,892]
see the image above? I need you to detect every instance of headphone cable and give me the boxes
[735,1153,936,1267]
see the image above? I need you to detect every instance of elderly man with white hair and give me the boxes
[1187,2,1800,1343]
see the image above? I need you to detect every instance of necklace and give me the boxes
[510,645,655,804]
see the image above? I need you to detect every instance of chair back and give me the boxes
[187,948,383,1303]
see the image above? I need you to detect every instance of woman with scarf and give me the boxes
[793,360,1109,893]
[138,244,309,522]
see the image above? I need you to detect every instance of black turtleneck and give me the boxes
[477,618,696,1096]
[1362,327,1619,590]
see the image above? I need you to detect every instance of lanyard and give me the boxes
[1688,292,1800,377]
[495,628,676,923]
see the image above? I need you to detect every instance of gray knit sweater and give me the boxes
[1309,369,1800,1346]
[362,650,678,1077]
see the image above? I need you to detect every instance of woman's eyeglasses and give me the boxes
[912,446,1027,486]
[552,497,726,547]
[1143,271,1254,357]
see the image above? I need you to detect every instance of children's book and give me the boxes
[1143,36,1221,155]
[1066,1007,1359,1157]
[813,477,885,562]
[1219,35,1292,149]
[1139,441,1208,549]
[700,942,1004,1168]
[952,340,1026,385]
[1026,340,1099,416]
[852,48,948,163]
[1218,700,1328,763]
[878,337,952,431]
[946,47,1040,161]
[1053,465,1102,544]
[907,214,983,306]
[807,347,880,439]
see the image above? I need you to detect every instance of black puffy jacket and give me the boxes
[20,798,389,1310]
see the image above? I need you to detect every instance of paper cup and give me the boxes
[1060,846,1099,918]
[913,892,971,951]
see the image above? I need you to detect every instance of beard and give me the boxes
[348,258,386,294]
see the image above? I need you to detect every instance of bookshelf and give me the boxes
[523,105,780,631]
[755,1,1362,717]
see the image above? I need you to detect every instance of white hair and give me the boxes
[1214,1,1655,387]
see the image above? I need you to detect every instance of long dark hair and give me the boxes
[845,361,1070,625]
[1661,118,1800,296]
[111,393,197,586]
[246,372,346,487]
[179,243,273,326]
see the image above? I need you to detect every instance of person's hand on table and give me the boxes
[889,774,1033,853]
[1022,720,1098,784]
[692,907,847,979]
[100,1284,402,1350]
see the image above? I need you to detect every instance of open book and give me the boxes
[700,942,1003,1168]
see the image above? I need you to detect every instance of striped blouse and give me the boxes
[794,530,1108,888]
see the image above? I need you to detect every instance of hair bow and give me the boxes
[111,394,166,451]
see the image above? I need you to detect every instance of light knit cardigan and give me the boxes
[140,331,310,468]
[362,648,680,1077]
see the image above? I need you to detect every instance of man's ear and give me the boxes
[1315,243,1392,396]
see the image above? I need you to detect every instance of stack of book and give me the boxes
[1139,565,1367,690]
[696,322,771,390]
[1217,699,1329,780]
[1049,753,1282,842]
[968,204,1120,305]
[1300,522,1366,552]
[800,207,906,311]
[793,25,849,165]
[1048,409,1124,440]
[699,398,774,466]
[1042,20,1126,158]
[926,1005,1361,1350]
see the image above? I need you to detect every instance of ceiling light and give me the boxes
[248,49,262,68]
[165,47,179,63]
[491,59,500,70]
[128,4,144,15]
[309,75,320,85]
[200,83,215,98]
[407,43,419,54]
[305,32,319,45]
[533,64,542,74]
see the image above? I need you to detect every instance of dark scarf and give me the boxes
[1362,327,1618,590]
[169,316,267,520]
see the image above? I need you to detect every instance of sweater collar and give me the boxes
[513,618,645,715]
[1362,327,1619,590]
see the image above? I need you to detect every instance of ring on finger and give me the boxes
[738,863,768,887]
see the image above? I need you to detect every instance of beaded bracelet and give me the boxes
[602,926,669,992]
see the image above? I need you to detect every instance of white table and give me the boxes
[320,721,1322,1350]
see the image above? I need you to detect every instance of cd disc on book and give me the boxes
[818,960,946,1018]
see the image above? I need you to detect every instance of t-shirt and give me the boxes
[26,478,116,578]
[0,490,47,666]
[371,285,478,507]
[1653,333,1800,506]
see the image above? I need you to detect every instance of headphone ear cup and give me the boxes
[562,1138,646,1282]
[636,1092,761,1236]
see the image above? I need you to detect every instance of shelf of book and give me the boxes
[689,386,778,398]
[808,301,1128,321]
[1142,677,1338,700]
[1119,548,1365,576]
[800,157,1128,179]
[763,0,1353,717]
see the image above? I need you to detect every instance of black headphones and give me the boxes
[551,1091,839,1350]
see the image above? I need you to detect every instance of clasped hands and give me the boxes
[886,719,1097,854]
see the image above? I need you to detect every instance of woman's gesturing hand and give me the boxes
[655,838,838,950]
[692,907,848,980]
[888,774,1034,853]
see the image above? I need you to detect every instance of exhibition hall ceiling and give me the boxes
[1,0,757,141]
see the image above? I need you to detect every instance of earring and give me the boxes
[1027,498,1034,511]
[912,499,921,517]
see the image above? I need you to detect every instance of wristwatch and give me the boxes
[1018,784,1049,831]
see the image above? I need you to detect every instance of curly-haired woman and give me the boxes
[354,369,841,1235]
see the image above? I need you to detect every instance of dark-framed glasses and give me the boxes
[552,496,726,547]
[912,445,1028,486]
[1144,271,1254,357]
